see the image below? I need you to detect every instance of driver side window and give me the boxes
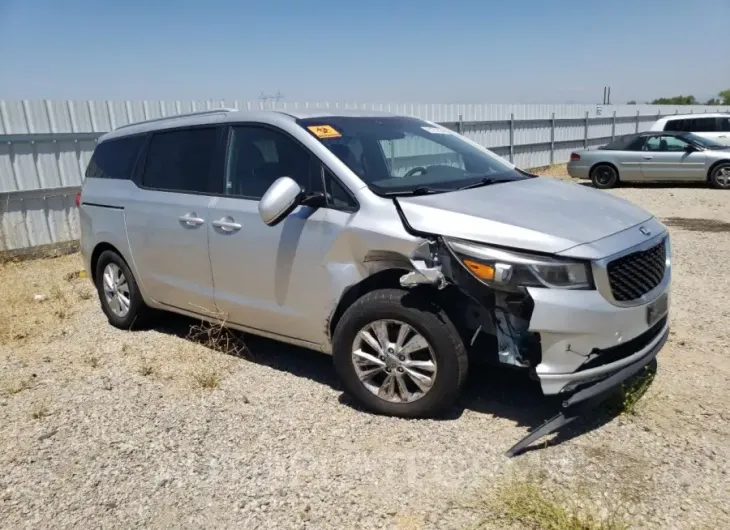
[643,135,688,152]
[378,133,465,177]
[226,126,317,199]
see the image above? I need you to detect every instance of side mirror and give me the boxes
[684,144,697,152]
[258,177,304,226]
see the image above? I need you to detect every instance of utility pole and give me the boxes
[259,91,284,104]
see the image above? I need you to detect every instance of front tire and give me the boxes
[709,162,730,189]
[332,288,468,418]
[94,250,150,329]
[590,164,619,189]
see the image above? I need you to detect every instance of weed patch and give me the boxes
[187,317,248,358]
[31,401,50,419]
[191,368,222,390]
[620,366,656,416]
[477,477,629,530]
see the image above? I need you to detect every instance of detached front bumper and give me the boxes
[527,274,670,396]
[505,329,666,457]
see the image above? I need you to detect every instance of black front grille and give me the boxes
[607,239,667,302]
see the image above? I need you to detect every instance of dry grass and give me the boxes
[394,513,424,530]
[186,317,248,359]
[2,377,33,396]
[492,480,628,530]
[84,353,101,368]
[138,358,156,377]
[191,367,223,390]
[0,254,89,345]
[619,366,657,417]
[531,163,571,180]
[30,401,50,419]
[474,474,630,530]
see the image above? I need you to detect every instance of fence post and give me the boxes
[611,110,616,141]
[583,111,588,148]
[457,114,463,134]
[635,110,640,133]
[509,112,514,163]
[550,112,555,165]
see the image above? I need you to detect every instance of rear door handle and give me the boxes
[642,155,654,160]
[179,213,205,227]
[212,218,242,232]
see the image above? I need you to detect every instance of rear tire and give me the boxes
[709,162,730,189]
[332,288,468,418]
[94,250,150,330]
[590,164,619,189]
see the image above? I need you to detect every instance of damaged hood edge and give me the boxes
[394,177,654,255]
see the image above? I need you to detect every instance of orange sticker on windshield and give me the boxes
[307,125,342,139]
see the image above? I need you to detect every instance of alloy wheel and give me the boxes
[351,319,437,403]
[102,263,131,318]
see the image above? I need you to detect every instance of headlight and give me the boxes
[445,238,593,290]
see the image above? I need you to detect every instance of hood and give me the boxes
[396,177,653,255]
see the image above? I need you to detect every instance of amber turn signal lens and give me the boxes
[463,259,495,280]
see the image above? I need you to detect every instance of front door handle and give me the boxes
[179,213,205,227]
[212,218,242,232]
[642,155,654,160]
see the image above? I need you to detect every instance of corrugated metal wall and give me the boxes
[2,100,728,253]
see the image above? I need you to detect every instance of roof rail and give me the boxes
[116,108,237,130]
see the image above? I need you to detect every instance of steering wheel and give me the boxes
[403,166,427,178]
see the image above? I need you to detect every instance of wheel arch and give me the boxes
[90,242,126,284]
[707,159,730,182]
[589,161,620,180]
[327,268,408,341]
[326,267,477,348]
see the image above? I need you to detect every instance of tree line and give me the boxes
[627,89,730,106]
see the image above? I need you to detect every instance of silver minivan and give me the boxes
[80,108,670,423]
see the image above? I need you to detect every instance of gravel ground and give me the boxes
[1,173,729,529]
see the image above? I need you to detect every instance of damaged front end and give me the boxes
[396,235,552,373]
[392,204,669,456]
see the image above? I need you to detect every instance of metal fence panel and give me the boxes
[1,99,729,252]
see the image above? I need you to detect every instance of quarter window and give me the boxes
[322,168,357,210]
[226,126,315,199]
[86,135,144,180]
[141,127,219,193]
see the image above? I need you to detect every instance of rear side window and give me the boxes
[717,117,730,132]
[663,119,687,132]
[666,117,718,132]
[141,127,219,193]
[689,118,717,132]
[603,134,637,150]
[86,135,144,180]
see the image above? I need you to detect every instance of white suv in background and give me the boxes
[650,113,730,146]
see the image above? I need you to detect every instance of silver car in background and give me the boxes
[567,131,730,189]
[79,109,671,453]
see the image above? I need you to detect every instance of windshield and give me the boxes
[683,133,726,150]
[298,116,528,195]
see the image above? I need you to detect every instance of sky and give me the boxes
[1,0,728,104]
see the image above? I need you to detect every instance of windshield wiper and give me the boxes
[457,177,498,190]
[382,186,452,197]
